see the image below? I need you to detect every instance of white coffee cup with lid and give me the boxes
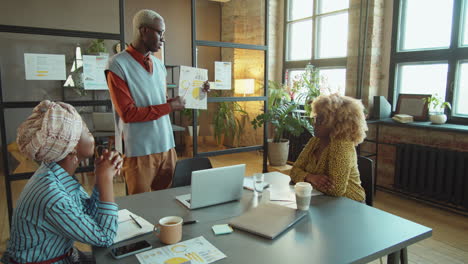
[294,182,313,210]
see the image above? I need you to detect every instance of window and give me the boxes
[391,0,468,123]
[462,1,468,46]
[287,67,346,104]
[284,0,349,99]
[399,0,453,51]
[454,61,468,116]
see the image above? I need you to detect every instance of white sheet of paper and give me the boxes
[178,66,208,109]
[24,53,66,80]
[136,236,226,264]
[83,55,109,90]
[269,188,296,201]
[214,61,231,90]
[269,186,323,201]
[114,209,153,244]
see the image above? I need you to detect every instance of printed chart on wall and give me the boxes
[136,236,226,264]
[83,55,109,90]
[213,61,231,90]
[179,66,208,109]
[24,53,66,80]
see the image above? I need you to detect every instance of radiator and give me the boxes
[395,144,468,208]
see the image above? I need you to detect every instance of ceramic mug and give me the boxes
[153,216,183,244]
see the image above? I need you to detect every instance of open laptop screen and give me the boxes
[176,164,245,209]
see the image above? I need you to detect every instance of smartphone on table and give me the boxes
[110,240,152,259]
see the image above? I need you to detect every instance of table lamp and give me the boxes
[234,79,255,96]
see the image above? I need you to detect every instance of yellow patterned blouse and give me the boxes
[290,137,365,202]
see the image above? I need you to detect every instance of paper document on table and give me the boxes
[270,189,296,201]
[114,209,153,244]
[136,236,226,264]
[269,187,323,201]
[243,177,269,191]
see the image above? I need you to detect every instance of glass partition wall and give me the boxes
[190,0,269,172]
[0,0,125,225]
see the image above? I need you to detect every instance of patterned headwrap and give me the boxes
[17,100,83,163]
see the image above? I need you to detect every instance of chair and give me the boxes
[172,157,213,188]
[358,156,404,264]
[357,156,375,206]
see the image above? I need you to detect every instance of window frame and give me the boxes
[389,0,468,124]
[283,0,348,97]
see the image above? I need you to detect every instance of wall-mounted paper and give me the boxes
[24,53,66,80]
[179,66,208,109]
[83,55,109,90]
[214,61,231,90]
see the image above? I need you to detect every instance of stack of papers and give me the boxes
[114,209,153,244]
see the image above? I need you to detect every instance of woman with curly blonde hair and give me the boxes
[290,93,368,202]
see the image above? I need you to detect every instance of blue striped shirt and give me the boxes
[1,162,118,264]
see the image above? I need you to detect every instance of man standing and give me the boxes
[106,9,184,194]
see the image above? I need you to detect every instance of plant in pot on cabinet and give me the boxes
[423,95,451,124]
[251,81,314,166]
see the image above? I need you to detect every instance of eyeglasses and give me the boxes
[144,26,165,38]
[312,115,325,125]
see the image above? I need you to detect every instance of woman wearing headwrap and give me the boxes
[1,100,123,264]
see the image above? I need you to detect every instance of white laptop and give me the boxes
[175,164,245,209]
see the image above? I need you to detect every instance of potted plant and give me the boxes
[293,64,321,117]
[181,109,200,136]
[251,81,314,166]
[423,95,451,124]
[212,100,248,147]
[67,39,109,96]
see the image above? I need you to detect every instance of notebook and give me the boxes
[229,203,307,239]
[175,164,245,210]
[114,209,153,244]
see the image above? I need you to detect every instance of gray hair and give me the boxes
[132,9,164,40]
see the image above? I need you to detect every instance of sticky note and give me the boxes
[212,224,233,235]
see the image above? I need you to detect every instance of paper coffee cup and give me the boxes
[295,182,312,210]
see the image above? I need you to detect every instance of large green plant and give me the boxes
[267,80,290,109]
[294,64,321,116]
[251,80,314,143]
[252,101,313,143]
[212,92,248,145]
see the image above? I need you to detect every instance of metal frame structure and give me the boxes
[388,0,468,125]
[190,0,269,172]
[0,0,126,226]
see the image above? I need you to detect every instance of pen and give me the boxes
[183,220,198,225]
[129,214,142,229]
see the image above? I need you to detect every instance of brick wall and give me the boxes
[347,0,384,109]
[361,123,468,189]
[220,0,282,146]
